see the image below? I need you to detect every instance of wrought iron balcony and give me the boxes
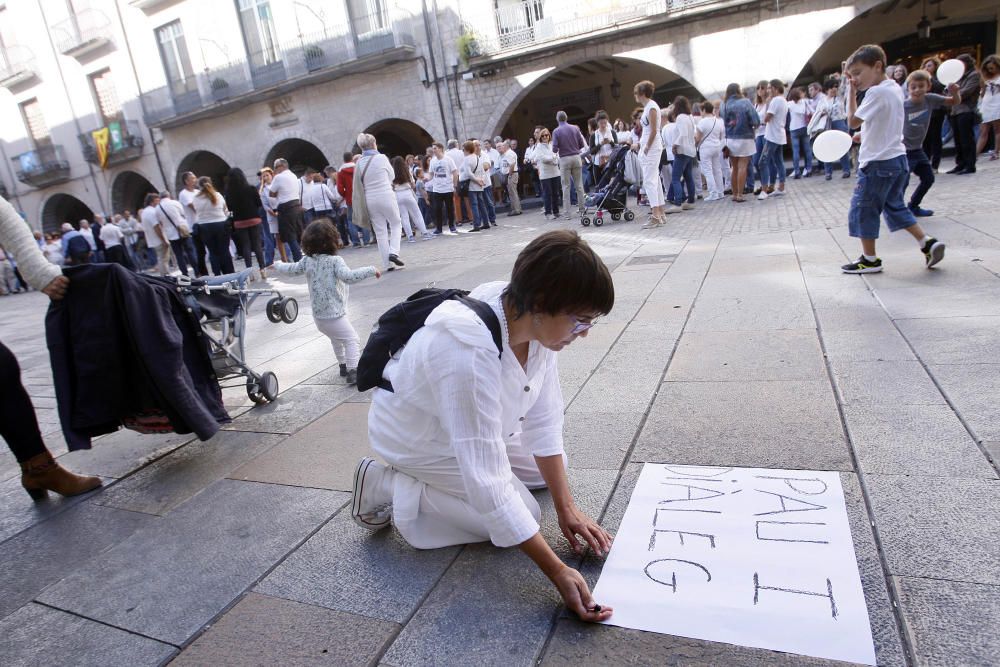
[478,0,729,57]
[0,45,39,89]
[52,9,113,58]
[140,24,414,127]
[12,145,71,188]
[78,120,145,167]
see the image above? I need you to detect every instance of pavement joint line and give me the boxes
[30,600,180,650]
[798,228,916,667]
[169,487,353,657]
[948,219,1000,281]
[535,237,721,663]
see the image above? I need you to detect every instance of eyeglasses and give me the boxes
[571,317,599,335]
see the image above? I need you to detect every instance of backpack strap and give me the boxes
[456,296,503,359]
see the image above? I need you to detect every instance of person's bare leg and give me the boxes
[903,224,927,242]
[277,239,288,263]
[861,238,877,257]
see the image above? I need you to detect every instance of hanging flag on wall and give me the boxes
[92,127,110,169]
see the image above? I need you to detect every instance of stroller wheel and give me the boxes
[612,212,622,221]
[247,378,267,404]
[623,210,636,222]
[265,297,283,323]
[593,216,604,227]
[580,217,591,227]
[280,298,299,324]
[260,371,279,402]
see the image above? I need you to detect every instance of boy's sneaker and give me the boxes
[841,256,883,274]
[922,237,945,268]
[909,204,934,217]
[351,457,393,531]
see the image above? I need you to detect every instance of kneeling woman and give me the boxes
[354,230,615,621]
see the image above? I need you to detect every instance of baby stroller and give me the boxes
[581,145,636,227]
[177,268,299,404]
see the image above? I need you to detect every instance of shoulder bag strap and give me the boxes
[158,203,179,231]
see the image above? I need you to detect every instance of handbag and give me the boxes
[458,157,477,196]
[159,203,191,239]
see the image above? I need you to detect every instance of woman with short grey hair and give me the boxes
[352,134,405,271]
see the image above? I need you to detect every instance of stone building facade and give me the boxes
[0,0,996,232]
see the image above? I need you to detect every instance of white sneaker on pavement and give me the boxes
[665,205,683,214]
[681,202,695,211]
[351,457,394,531]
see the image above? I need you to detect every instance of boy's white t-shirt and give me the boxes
[854,79,906,168]
[764,96,788,144]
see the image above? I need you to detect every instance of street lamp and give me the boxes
[917,0,931,39]
[610,76,621,101]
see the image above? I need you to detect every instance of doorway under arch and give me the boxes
[112,171,158,216]
[265,138,328,176]
[363,119,434,160]
[42,194,94,234]
[175,150,232,193]
[497,57,703,144]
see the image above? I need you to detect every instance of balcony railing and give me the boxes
[12,145,71,188]
[0,45,39,89]
[78,120,145,167]
[479,0,728,56]
[140,25,414,126]
[52,9,113,58]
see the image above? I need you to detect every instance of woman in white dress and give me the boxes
[633,80,666,227]
[353,230,616,622]
[976,54,1000,160]
[695,100,726,201]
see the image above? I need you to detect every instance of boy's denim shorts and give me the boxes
[848,155,917,240]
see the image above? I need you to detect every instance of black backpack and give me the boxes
[356,288,503,392]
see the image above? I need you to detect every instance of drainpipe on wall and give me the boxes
[36,0,108,215]
[421,0,450,139]
[112,0,170,191]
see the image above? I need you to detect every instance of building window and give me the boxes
[237,0,280,69]
[155,20,195,95]
[20,98,51,147]
[346,0,389,39]
[89,68,121,125]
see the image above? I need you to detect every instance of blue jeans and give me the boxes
[481,187,496,223]
[262,224,276,266]
[848,155,916,239]
[790,127,813,176]
[670,154,696,205]
[345,205,371,246]
[751,135,765,188]
[468,190,490,229]
[824,120,852,177]
[540,176,561,215]
[759,140,786,189]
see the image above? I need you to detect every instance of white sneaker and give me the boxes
[681,202,695,211]
[407,236,416,244]
[771,189,785,197]
[641,218,663,229]
[665,205,683,214]
[757,191,769,201]
[351,457,394,531]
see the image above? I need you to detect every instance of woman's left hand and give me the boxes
[558,504,613,558]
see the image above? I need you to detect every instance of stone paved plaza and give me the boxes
[1,161,999,666]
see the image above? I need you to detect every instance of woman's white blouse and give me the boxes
[368,281,565,547]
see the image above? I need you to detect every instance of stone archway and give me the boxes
[111,170,158,216]
[265,138,328,176]
[495,56,703,143]
[362,119,435,160]
[176,150,232,193]
[42,194,94,234]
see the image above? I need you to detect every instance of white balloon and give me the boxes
[937,59,965,86]
[813,130,853,163]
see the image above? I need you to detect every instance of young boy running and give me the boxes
[903,69,960,217]
[841,44,945,274]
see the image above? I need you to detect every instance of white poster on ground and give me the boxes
[592,464,876,665]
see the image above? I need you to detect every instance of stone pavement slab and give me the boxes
[863,475,1000,586]
[0,472,108,544]
[171,593,400,667]
[831,361,947,406]
[38,479,346,645]
[232,402,372,492]
[56,428,196,479]
[634,380,852,471]
[897,315,1000,365]
[93,431,286,516]
[0,603,176,666]
[665,329,826,382]
[256,511,461,625]
[895,576,1000,666]
[0,502,155,620]
[562,410,645,470]
[927,363,1000,442]
[222,384,352,434]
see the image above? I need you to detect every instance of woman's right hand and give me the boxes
[550,565,613,623]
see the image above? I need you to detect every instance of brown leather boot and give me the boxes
[20,453,102,500]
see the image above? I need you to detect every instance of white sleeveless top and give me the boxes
[639,99,663,152]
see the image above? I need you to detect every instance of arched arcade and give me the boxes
[41,194,94,234]
[264,138,328,176]
[175,150,232,193]
[362,119,435,159]
[111,170,158,216]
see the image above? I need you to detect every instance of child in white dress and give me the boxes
[273,218,380,385]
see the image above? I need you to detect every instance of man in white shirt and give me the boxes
[78,220,97,252]
[428,142,458,235]
[98,217,132,269]
[156,190,194,276]
[177,171,208,276]
[498,141,521,216]
[139,193,170,276]
[758,79,789,199]
[268,157,304,261]
[445,140,472,225]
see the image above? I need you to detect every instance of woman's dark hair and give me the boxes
[391,156,412,186]
[503,230,614,320]
[701,100,715,114]
[769,79,785,94]
[300,217,342,256]
[788,87,803,102]
[822,77,840,93]
[225,167,249,198]
[463,140,476,154]
[725,83,742,99]
[673,96,691,115]
[196,176,219,204]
